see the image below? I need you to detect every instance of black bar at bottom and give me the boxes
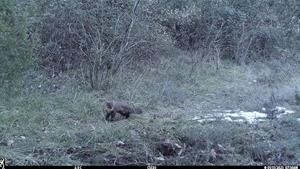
[4,165,280,169]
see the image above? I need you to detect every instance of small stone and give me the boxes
[155,157,165,161]
[114,141,125,147]
[7,140,14,146]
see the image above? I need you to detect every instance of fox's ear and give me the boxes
[105,101,113,109]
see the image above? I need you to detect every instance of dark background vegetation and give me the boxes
[0,0,299,165]
[2,0,300,86]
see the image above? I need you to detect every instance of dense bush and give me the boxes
[33,0,169,89]
[145,0,300,64]
[0,0,34,84]
[27,0,300,88]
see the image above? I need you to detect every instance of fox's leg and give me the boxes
[118,111,130,119]
[125,112,130,119]
[105,112,111,121]
[110,111,116,121]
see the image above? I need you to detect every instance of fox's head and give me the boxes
[105,101,113,109]
[104,101,114,113]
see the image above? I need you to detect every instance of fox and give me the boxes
[103,101,143,121]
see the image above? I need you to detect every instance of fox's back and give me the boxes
[113,102,135,113]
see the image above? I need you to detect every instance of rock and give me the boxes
[114,141,125,147]
[7,140,14,147]
[155,157,165,161]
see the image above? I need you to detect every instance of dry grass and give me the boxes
[0,55,300,165]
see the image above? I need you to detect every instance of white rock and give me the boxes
[7,140,14,146]
[115,141,125,146]
[155,157,165,161]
